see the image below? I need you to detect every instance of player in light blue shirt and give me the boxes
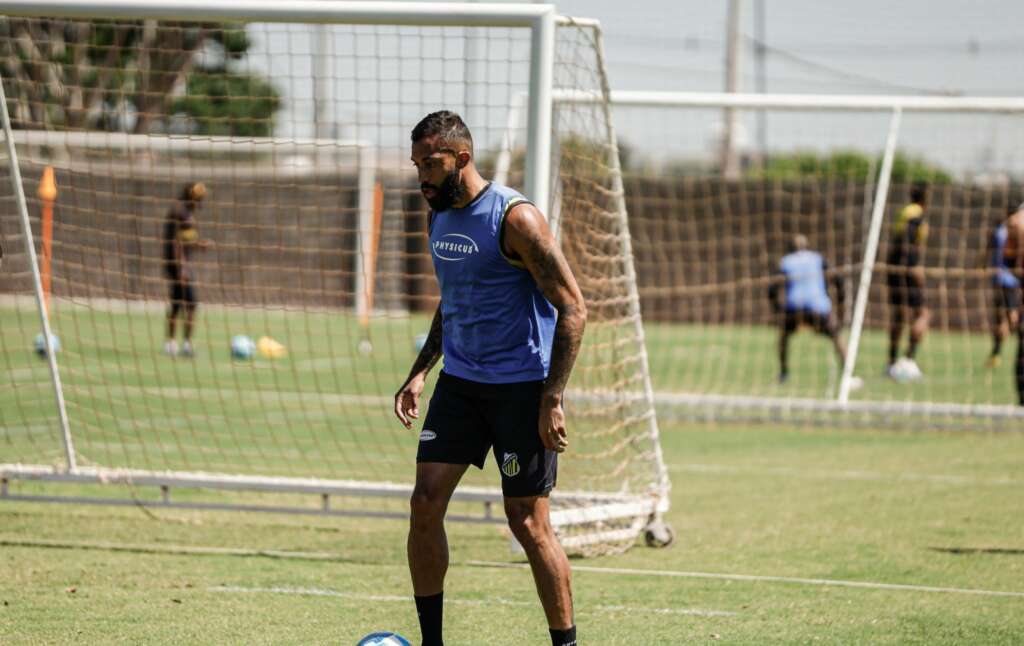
[769,234,850,383]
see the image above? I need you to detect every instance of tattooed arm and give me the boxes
[504,203,587,453]
[394,304,443,429]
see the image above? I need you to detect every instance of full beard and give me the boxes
[423,169,464,211]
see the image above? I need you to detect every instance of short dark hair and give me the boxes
[910,180,928,204]
[410,111,473,153]
[789,233,808,253]
[180,182,206,202]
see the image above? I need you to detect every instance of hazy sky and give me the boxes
[241,1,1024,177]
[554,0,1024,96]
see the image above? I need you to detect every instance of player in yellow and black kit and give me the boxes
[162,182,210,358]
[886,181,930,379]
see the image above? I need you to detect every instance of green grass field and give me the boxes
[2,301,1024,643]
[2,423,1023,644]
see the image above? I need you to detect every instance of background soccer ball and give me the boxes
[889,357,923,383]
[230,335,256,360]
[33,332,60,358]
[414,333,428,353]
[356,632,411,646]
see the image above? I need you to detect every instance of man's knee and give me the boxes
[504,498,554,547]
[409,483,449,530]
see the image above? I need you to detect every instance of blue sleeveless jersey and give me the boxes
[992,224,1021,289]
[780,250,832,315]
[429,182,557,384]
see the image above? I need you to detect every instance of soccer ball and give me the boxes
[644,520,676,548]
[888,357,923,383]
[357,338,374,356]
[414,333,428,353]
[230,335,256,360]
[357,632,411,646]
[33,332,60,358]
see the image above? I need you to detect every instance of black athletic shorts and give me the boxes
[418,371,556,498]
[887,270,925,309]
[169,280,197,307]
[783,309,837,336]
[995,284,1023,311]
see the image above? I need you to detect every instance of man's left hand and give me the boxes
[539,398,569,453]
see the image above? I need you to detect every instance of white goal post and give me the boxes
[543,89,1024,430]
[0,2,670,555]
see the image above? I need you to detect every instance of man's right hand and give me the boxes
[394,372,426,429]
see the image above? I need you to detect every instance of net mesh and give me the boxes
[0,15,665,555]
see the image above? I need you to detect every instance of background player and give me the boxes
[985,207,1022,369]
[1002,202,1024,405]
[886,181,930,379]
[769,234,856,387]
[394,111,586,646]
[162,182,210,358]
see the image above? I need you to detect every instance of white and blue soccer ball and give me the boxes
[230,334,256,360]
[357,632,411,646]
[33,332,60,358]
[888,357,923,383]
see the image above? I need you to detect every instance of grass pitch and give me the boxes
[2,301,1023,643]
[2,423,1023,644]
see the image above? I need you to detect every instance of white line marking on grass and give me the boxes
[209,585,736,617]
[295,356,355,370]
[668,462,1020,486]
[0,537,342,561]
[468,561,1024,598]
[0,424,56,437]
[1,368,51,382]
[104,384,391,407]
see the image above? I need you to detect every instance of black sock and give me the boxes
[1016,335,1024,405]
[550,626,577,646]
[992,337,1002,357]
[906,340,918,360]
[414,592,443,646]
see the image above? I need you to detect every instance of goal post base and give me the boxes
[1,463,663,552]
[653,392,1024,429]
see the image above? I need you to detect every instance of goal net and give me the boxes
[597,92,1024,430]
[0,5,668,555]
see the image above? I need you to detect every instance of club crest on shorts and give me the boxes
[501,452,520,478]
[419,430,436,442]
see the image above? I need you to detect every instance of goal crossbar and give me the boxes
[554,90,1024,113]
[1,1,555,27]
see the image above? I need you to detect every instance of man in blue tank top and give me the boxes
[769,234,854,385]
[985,209,1022,369]
[394,111,586,646]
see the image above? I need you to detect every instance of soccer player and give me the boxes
[1003,203,1024,405]
[886,181,930,379]
[985,208,1022,369]
[769,234,852,384]
[394,111,585,646]
[162,182,210,358]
